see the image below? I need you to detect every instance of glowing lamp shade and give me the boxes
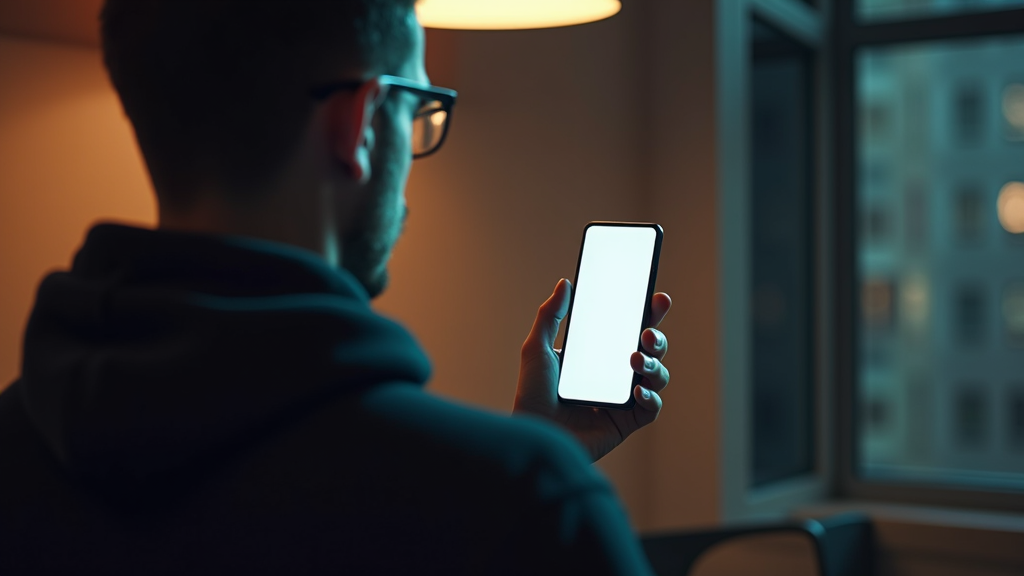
[997,181,1024,234]
[416,0,621,30]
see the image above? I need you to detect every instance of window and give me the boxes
[839,0,1024,507]
[715,0,828,520]
[953,83,984,146]
[953,184,984,243]
[718,0,1023,520]
[954,284,987,346]
[1000,282,1024,347]
[750,18,815,488]
[1004,82,1024,141]
[862,278,895,331]
[1009,386,1024,449]
[903,182,927,251]
[954,385,988,448]
[863,204,890,244]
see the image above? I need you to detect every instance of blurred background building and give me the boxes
[856,22,1024,490]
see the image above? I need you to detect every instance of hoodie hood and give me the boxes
[19,224,431,485]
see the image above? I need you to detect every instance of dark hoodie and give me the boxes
[0,224,653,575]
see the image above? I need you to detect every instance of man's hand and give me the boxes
[514,278,672,462]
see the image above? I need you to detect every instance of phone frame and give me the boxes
[557,221,664,410]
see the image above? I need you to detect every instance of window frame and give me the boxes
[832,0,1024,512]
[717,0,835,521]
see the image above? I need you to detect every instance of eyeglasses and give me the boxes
[310,75,458,159]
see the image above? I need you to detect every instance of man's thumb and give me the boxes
[524,279,571,354]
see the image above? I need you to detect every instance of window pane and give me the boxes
[856,36,1024,490]
[751,20,815,487]
[859,0,1024,22]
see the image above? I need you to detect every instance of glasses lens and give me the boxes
[412,103,448,157]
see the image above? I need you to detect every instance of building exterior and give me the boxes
[857,30,1024,488]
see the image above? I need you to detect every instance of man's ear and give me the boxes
[327,78,385,184]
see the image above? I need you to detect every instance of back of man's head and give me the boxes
[101,0,416,209]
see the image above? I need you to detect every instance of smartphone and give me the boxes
[557,222,663,410]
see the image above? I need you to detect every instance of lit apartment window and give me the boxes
[862,278,895,331]
[1004,81,1024,141]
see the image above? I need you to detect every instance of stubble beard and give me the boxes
[346,204,406,298]
[343,154,408,299]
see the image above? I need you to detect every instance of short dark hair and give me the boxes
[101,0,417,208]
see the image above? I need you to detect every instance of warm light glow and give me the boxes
[1003,83,1024,131]
[902,273,929,334]
[997,181,1024,234]
[416,0,620,30]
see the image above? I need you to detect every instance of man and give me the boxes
[0,1,672,574]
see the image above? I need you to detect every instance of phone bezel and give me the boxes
[556,221,664,410]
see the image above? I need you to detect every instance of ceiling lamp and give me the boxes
[416,0,621,30]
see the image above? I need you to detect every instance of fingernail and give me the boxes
[656,331,664,347]
[642,387,651,399]
[644,356,654,370]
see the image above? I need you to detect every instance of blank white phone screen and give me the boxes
[559,225,657,405]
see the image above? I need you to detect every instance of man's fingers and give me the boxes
[522,279,571,357]
[630,351,669,393]
[632,386,662,425]
[641,328,668,361]
[648,292,672,329]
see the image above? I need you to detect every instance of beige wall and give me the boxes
[0,35,156,392]
[0,0,724,533]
